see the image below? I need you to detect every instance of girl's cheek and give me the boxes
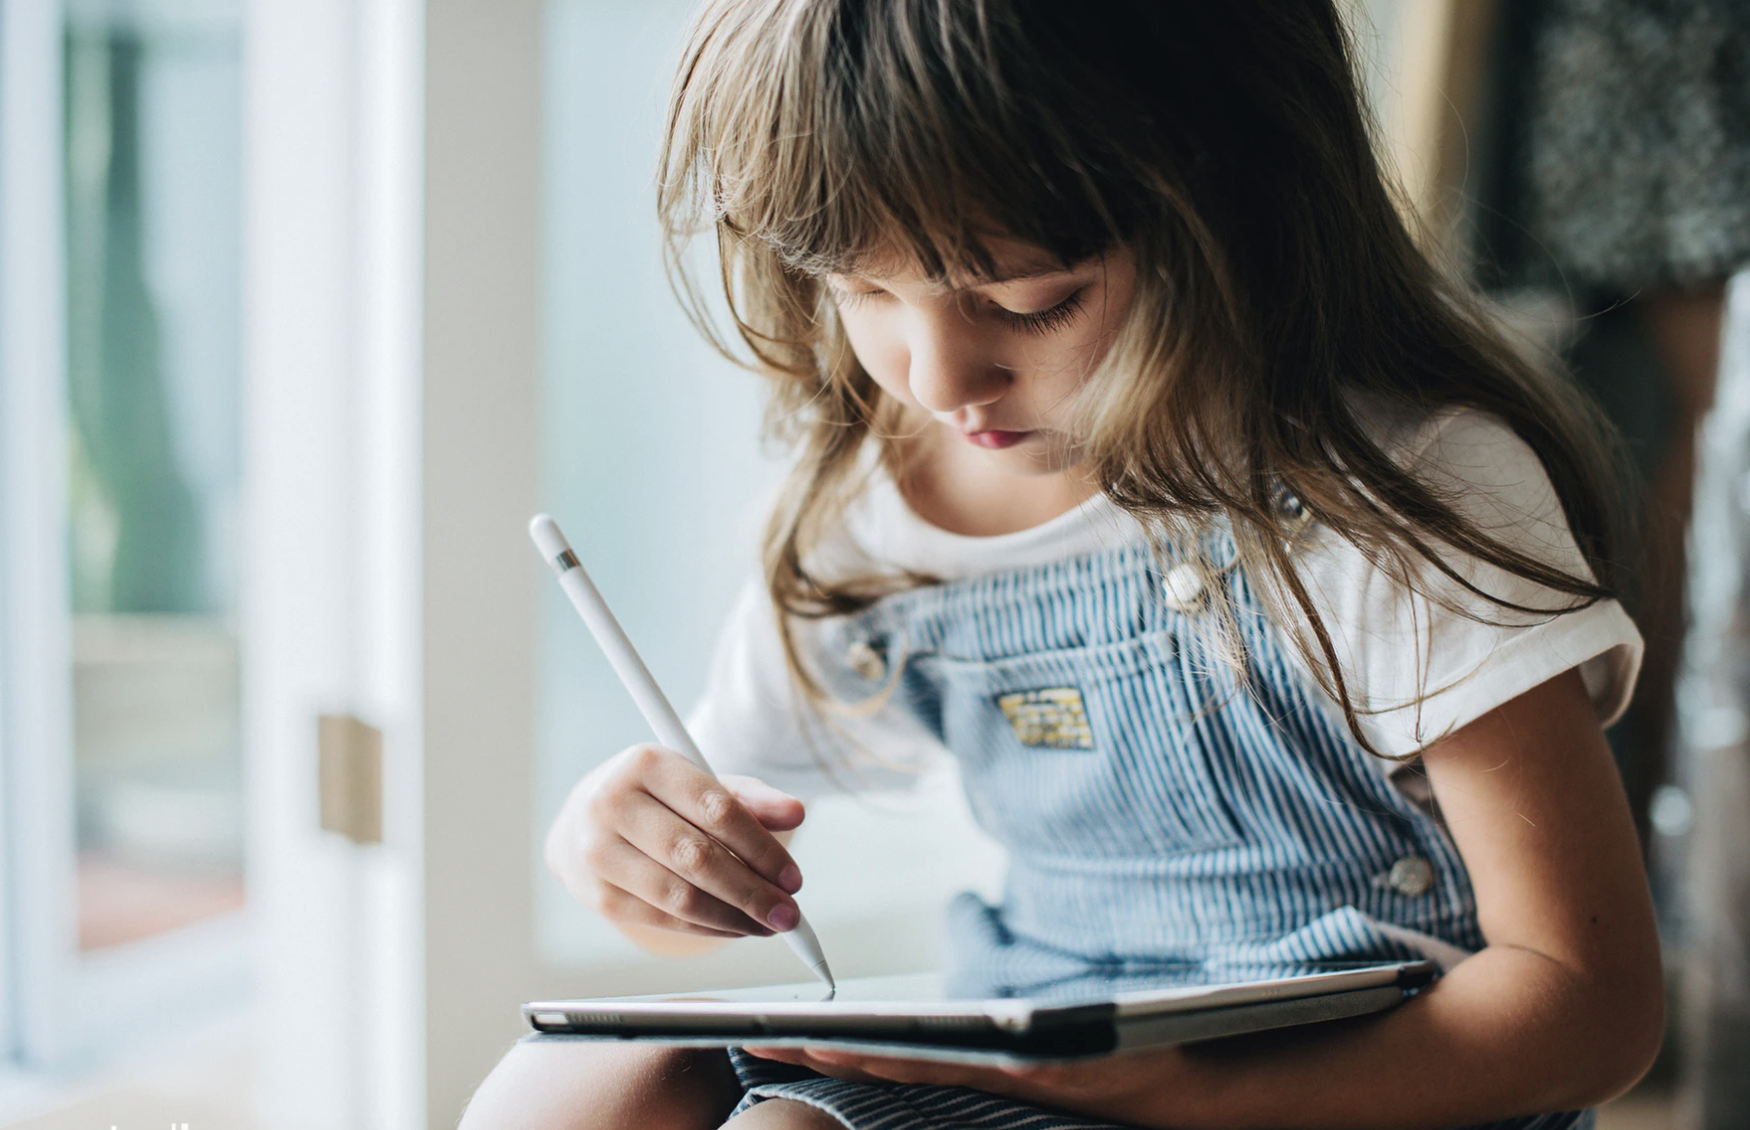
[840,315,917,405]
[1026,347,1098,412]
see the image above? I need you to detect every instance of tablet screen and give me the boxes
[571,960,1427,1011]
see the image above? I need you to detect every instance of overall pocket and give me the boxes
[915,628,1248,858]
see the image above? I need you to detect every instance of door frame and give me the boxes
[244,0,543,1125]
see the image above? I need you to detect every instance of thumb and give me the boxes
[722,774,805,833]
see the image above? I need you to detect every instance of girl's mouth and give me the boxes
[962,429,1033,450]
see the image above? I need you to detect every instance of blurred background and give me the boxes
[0,0,1744,1127]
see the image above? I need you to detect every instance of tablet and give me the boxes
[523,960,1437,1065]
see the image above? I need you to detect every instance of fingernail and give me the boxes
[777,863,802,893]
[768,903,799,932]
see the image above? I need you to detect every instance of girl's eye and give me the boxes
[828,285,884,308]
[993,289,1086,336]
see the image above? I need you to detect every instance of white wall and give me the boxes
[537,0,787,968]
[534,0,1006,993]
[420,0,544,1124]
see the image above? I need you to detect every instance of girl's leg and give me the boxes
[721,1099,849,1129]
[457,1040,743,1130]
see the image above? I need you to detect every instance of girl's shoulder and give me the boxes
[1355,396,1532,480]
[1343,399,1585,577]
[1293,402,1642,758]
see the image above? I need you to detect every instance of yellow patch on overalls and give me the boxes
[995,687,1094,750]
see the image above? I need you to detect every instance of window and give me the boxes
[1,0,245,1069]
[64,0,245,954]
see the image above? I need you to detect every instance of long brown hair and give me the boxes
[657,0,1631,754]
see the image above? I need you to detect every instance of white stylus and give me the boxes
[528,513,835,991]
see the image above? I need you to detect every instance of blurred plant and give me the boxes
[64,25,205,616]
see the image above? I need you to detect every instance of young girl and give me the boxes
[462,1,1662,1127]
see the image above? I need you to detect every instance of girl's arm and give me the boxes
[751,667,1664,1129]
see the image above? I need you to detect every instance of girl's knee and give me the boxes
[459,1040,740,1130]
[720,1099,848,1130]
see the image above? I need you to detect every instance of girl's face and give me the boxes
[825,240,1136,478]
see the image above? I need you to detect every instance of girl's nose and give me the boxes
[906,316,1008,415]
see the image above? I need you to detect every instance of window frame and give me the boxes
[0,0,252,1074]
[1,0,80,1070]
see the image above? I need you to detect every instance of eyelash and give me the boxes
[995,290,1086,336]
[829,286,1088,336]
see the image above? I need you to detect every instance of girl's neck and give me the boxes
[893,425,1102,537]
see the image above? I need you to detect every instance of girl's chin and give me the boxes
[985,437,1089,478]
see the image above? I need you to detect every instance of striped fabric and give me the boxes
[730,1050,1597,1130]
[730,535,1591,1129]
[731,1048,1132,1128]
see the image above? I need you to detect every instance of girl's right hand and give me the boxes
[544,743,807,943]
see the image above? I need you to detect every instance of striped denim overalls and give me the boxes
[732,535,1593,1130]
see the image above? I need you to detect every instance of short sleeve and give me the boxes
[685,576,947,799]
[1290,410,1643,758]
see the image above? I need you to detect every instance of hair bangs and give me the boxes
[683,0,1132,283]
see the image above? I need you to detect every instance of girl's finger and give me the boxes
[805,1050,1011,1091]
[613,787,803,934]
[803,1049,929,1081]
[743,1046,998,1090]
[635,749,803,890]
[741,1046,812,1065]
[588,837,775,937]
[593,879,753,939]
[722,774,806,833]
[753,1050,887,1084]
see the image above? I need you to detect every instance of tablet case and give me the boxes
[523,961,1437,1065]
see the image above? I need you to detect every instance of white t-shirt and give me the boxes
[687,408,1643,799]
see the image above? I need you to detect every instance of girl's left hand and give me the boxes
[740,1043,1196,1122]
